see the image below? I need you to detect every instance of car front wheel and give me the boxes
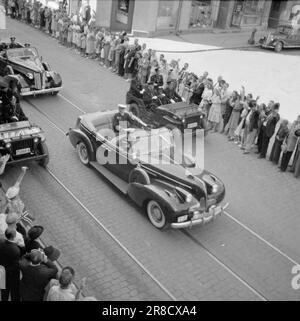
[77,141,90,165]
[274,42,283,53]
[146,200,168,229]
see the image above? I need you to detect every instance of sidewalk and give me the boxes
[158,28,272,49]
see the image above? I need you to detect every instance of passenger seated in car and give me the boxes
[156,86,171,105]
[149,67,163,87]
[164,80,182,103]
[8,37,21,49]
[128,75,144,99]
[0,89,28,123]
[112,104,134,133]
[142,82,157,108]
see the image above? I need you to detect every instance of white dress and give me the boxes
[208,95,222,123]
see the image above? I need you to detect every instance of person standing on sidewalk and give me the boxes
[243,102,261,154]
[291,129,300,178]
[279,116,300,172]
[258,103,280,159]
[269,119,289,164]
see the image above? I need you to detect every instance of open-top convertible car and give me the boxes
[259,22,300,52]
[68,110,227,229]
[126,91,206,134]
[0,45,62,96]
[0,120,49,167]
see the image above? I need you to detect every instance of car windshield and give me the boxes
[6,47,43,69]
[277,25,293,35]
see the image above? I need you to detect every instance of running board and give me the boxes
[90,162,129,194]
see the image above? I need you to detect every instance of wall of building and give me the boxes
[279,0,300,22]
[95,0,113,27]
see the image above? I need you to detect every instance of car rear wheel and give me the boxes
[77,141,90,165]
[274,42,283,53]
[146,200,167,229]
[129,103,140,118]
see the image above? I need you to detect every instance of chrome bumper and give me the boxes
[20,86,62,96]
[171,202,229,229]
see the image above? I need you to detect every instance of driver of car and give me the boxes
[112,104,134,133]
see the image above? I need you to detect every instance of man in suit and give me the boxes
[149,68,163,87]
[164,80,182,103]
[258,103,280,159]
[243,101,260,154]
[19,249,58,301]
[280,115,300,172]
[0,228,21,301]
[189,76,205,105]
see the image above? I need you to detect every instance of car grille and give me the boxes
[12,139,34,155]
[34,73,42,89]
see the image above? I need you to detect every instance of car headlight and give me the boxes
[45,71,51,78]
[177,215,188,223]
[33,137,39,143]
[212,184,218,194]
[185,193,193,203]
[6,143,11,149]
[182,118,186,123]
[26,73,34,80]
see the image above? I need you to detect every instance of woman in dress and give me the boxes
[269,119,289,164]
[226,90,244,141]
[138,52,150,85]
[208,88,222,132]
[199,80,213,117]
[86,27,95,58]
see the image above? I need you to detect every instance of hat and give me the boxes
[44,246,61,262]
[6,186,20,200]
[28,225,44,240]
[118,104,127,109]
[6,212,19,225]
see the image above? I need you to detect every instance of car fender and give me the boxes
[127,182,190,222]
[48,71,62,87]
[68,128,95,160]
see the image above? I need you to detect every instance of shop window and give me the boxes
[156,0,179,30]
[189,0,213,28]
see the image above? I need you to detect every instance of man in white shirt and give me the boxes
[0,212,25,248]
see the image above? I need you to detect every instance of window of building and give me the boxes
[232,0,264,27]
[116,0,130,25]
[189,0,213,29]
[156,0,180,30]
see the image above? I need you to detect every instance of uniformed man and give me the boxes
[156,85,171,105]
[112,104,134,133]
[128,75,144,99]
[164,80,182,103]
[142,82,157,108]
[149,68,163,87]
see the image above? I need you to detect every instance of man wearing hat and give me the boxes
[164,80,182,103]
[112,104,134,133]
[149,67,163,87]
[8,37,19,49]
[25,225,44,253]
[142,82,159,108]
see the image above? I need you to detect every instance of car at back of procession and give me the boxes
[259,22,300,52]
[67,110,228,230]
[0,41,62,96]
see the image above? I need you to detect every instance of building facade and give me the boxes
[68,0,300,36]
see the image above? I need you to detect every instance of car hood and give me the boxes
[9,57,43,73]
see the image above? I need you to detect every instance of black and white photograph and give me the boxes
[0,0,300,307]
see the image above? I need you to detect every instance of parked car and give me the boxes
[0,120,49,167]
[0,45,62,96]
[68,110,227,229]
[259,23,300,52]
[126,91,206,134]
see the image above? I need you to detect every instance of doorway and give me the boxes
[268,0,286,28]
[110,0,135,32]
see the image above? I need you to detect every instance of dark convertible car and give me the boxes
[0,45,62,96]
[68,110,227,229]
[126,91,206,134]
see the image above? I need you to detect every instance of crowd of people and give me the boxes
[0,165,96,301]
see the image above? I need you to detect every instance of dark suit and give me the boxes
[0,239,21,301]
[164,87,182,102]
[150,74,163,87]
[189,83,204,105]
[19,258,58,301]
[260,113,280,158]
[129,78,143,99]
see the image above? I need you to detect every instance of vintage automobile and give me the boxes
[68,110,227,229]
[0,45,62,96]
[0,120,49,167]
[259,23,300,52]
[126,91,206,134]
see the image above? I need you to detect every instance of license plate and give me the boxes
[16,148,31,155]
[187,122,198,129]
[21,88,30,93]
